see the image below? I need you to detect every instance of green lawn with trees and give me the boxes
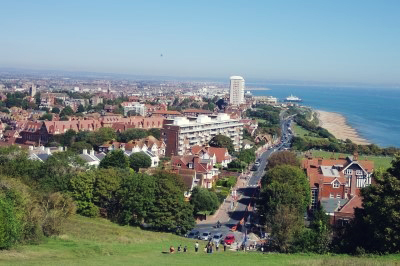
[0,215,399,265]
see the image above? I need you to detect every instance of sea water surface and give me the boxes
[248,84,400,147]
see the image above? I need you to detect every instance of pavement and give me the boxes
[191,115,294,249]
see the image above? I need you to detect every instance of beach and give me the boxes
[316,110,370,145]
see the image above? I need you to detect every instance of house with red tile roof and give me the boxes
[302,153,374,225]
[171,154,219,189]
[190,145,232,167]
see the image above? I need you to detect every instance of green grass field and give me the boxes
[292,124,323,140]
[308,150,393,170]
[0,215,399,265]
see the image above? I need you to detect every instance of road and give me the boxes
[192,115,294,245]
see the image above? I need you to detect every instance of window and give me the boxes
[336,194,341,199]
[345,169,353,175]
[188,163,193,168]
[177,163,181,167]
[329,193,334,198]
[356,170,363,176]
[333,181,340,188]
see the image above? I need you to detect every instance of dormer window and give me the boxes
[177,163,181,167]
[188,162,193,168]
[333,181,340,188]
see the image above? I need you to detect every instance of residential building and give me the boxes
[190,145,232,167]
[98,136,166,158]
[121,102,146,116]
[181,109,213,117]
[171,154,218,189]
[229,76,245,106]
[253,96,278,105]
[162,113,243,156]
[79,149,105,167]
[303,153,374,224]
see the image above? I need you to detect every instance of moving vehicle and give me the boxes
[186,230,200,239]
[199,231,212,241]
[224,234,235,245]
[285,94,302,102]
[212,232,223,243]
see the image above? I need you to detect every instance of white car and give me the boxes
[199,232,212,241]
[212,232,223,243]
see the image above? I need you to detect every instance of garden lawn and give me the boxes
[0,215,399,265]
[309,150,393,170]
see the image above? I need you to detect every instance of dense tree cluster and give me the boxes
[209,135,235,154]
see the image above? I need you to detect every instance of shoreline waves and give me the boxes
[316,110,370,145]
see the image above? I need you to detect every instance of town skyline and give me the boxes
[1,1,400,85]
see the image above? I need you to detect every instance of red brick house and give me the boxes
[303,153,374,225]
[190,145,232,167]
[171,154,218,189]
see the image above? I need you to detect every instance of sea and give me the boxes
[248,84,400,148]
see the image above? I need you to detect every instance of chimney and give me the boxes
[29,146,34,150]
[350,173,357,196]
[90,149,95,156]
[40,145,45,151]
[83,149,88,155]
[353,151,359,161]
[318,158,323,166]
[45,147,51,155]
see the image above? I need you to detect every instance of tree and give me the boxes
[147,128,161,140]
[113,172,156,225]
[129,152,151,172]
[146,171,195,234]
[227,160,247,171]
[39,152,86,192]
[209,135,235,154]
[51,107,60,114]
[39,113,53,121]
[267,151,299,169]
[190,187,219,215]
[69,141,93,154]
[340,155,400,254]
[58,129,76,147]
[99,150,129,169]
[60,106,74,117]
[87,127,117,148]
[117,128,148,142]
[237,148,256,164]
[259,165,310,252]
[77,104,85,113]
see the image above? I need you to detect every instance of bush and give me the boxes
[0,197,21,249]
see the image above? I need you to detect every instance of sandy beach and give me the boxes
[316,110,370,145]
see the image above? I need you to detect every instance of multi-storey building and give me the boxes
[121,102,146,116]
[162,113,243,156]
[229,76,245,106]
[302,153,374,225]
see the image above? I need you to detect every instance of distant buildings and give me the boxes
[121,102,146,116]
[229,76,245,106]
[162,113,243,156]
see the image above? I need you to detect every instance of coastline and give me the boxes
[316,110,370,145]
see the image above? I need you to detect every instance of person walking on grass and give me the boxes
[195,241,199,252]
[224,242,227,252]
[178,244,181,252]
[184,246,187,252]
[216,242,220,252]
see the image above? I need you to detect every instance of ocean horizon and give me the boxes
[248,84,400,148]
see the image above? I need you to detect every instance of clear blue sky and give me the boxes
[1,0,400,84]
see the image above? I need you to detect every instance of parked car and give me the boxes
[212,232,223,243]
[254,161,260,167]
[199,231,212,241]
[186,230,200,239]
[224,234,235,245]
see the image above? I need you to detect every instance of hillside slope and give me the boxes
[0,215,399,265]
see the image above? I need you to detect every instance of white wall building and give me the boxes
[229,76,245,105]
[122,102,146,116]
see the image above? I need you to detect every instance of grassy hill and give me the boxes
[0,215,399,265]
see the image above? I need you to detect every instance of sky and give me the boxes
[1,0,400,84]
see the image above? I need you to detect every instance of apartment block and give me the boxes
[162,113,243,156]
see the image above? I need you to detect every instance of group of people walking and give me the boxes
[169,241,228,254]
